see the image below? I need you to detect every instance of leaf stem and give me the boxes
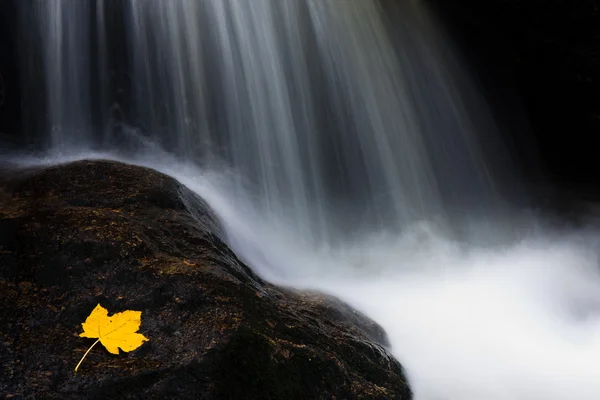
[75,338,101,373]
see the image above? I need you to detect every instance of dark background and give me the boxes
[0,0,20,143]
[427,0,600,197]
[1,0,599,199]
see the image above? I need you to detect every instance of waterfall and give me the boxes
[15,2,600,399]
[19,0,517,242]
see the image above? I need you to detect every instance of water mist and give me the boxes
[10,0,600,399]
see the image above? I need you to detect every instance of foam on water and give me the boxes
[12,150,600,400]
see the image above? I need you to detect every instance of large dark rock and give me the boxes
[0,160,411,399]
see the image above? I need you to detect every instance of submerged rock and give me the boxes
[0,160,411,399]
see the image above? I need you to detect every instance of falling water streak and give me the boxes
[34,0,94,148]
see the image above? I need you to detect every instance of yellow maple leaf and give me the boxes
[74,304,149,372]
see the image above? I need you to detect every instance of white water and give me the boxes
[146,158,600,400]
[12,149,600,400]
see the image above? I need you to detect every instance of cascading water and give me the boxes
[19,0,519,241]
[11,0,600,399]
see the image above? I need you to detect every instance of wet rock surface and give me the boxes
[0,160,411,399]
